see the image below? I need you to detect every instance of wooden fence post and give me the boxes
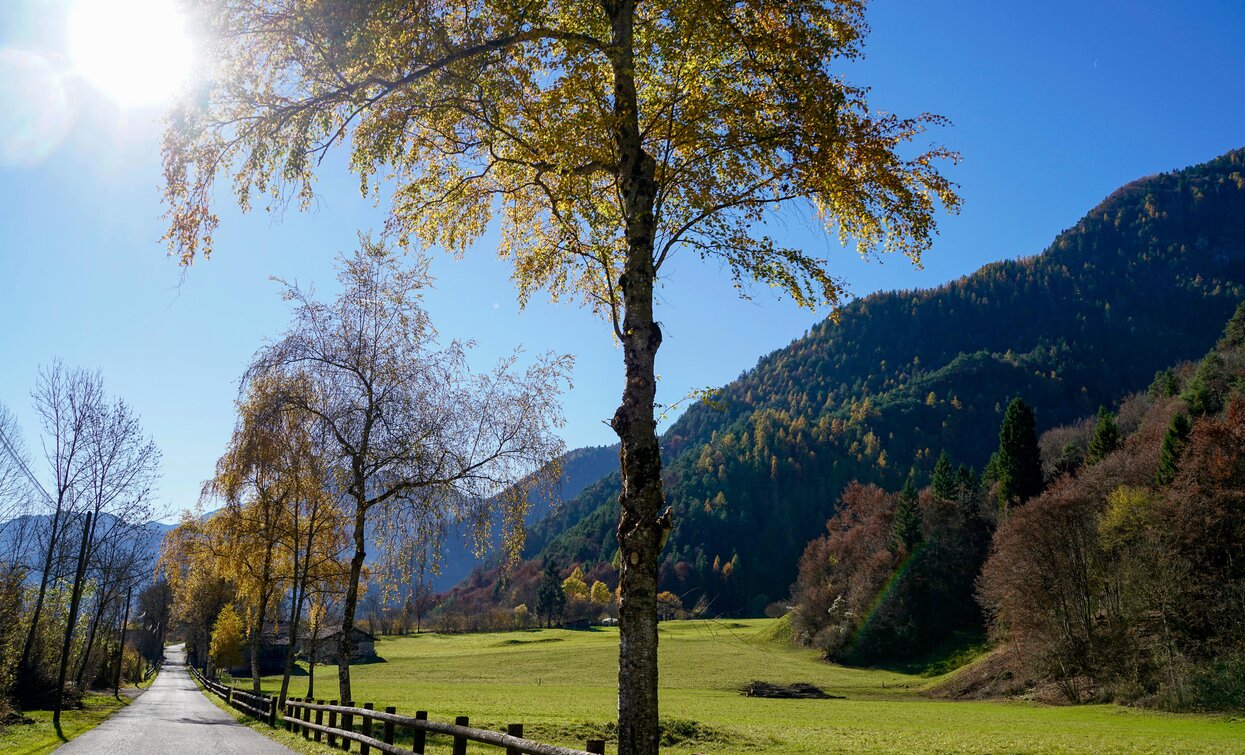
[314,700,325,743]
[342,701,354,752]
[328,701,338,747]
[453,716,469,755]
[360,702,373,755]
[587,738,606,754]
[268,695,276,727]
[382,706,395,747]
[302,699,312,739]
[413,711,428,754]
[506,723,523,755]
[284,699,293,732]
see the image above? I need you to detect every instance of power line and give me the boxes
[0,423,53,504]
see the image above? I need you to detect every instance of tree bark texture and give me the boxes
[53,512,92,726]
[338,498,368,702]
[609,3,667,753]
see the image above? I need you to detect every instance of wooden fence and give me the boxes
[187,665,606,754]
[284,697,606,755]
[188,665,278,726]
[142,655,164,682]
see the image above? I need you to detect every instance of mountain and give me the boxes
[486,148,1245,616]
[427,443,618,590]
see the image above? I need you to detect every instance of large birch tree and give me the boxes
[162,2,958,749]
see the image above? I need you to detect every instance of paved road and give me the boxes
[58,643,294,754]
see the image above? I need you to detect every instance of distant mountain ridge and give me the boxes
[485,148,1245,615]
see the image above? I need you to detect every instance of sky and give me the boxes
[1,0,1243,522]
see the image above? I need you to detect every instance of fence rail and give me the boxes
[187,665,606,754]
[142,655,164,682]
[284,697,606,755]
[188,665,277,726]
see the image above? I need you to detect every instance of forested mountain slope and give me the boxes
[495,149,1245,616]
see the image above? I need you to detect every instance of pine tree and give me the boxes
[889,478,923,555]
[1150,368,1180,398]
[931,452,957,501]
[1184,353,1229,415]
[1216,300,1245,352]
[1085,406,1121,465]
[535,560,566,628]
[1155,413,1193,486]
[995,398,1043,511]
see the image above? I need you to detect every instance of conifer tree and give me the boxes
[889,478,923,555]
[1184,353,1229,415]
[931,452,957,501]
[995,398,1043,511]
[536,560,567,629]
[1216,300,1245,351]
[1150,368,1180,398]
[1155,413,1192,486]
[1085,406,1120,466]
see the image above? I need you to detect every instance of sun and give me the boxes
[67,0,194,108]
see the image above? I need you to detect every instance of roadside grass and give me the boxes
[0,690,137,755]
[216,618,1242,754]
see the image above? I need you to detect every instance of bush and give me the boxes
[1187,651,1245,711]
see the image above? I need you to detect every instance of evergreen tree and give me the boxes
[955,465,979,496]
[1085,406,1120,465]
[1216,300,1245,351]
[931,452,957,501]
[1052,442,1084,477]
[1155,413,1193,486]
[1150,368,1180,398]
[995,398,1043,511]
[1184,353,1229,415]
[889,478,923,555]
[535,560,566,628]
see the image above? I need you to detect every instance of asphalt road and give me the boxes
[58,643,294,754]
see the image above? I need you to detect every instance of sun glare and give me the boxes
[68,0,193,108]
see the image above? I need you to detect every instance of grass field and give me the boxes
[0,691,135,755]
[244,618,1243,754]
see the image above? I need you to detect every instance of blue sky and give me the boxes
[1,0,1243,521]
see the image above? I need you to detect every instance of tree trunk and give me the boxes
[338,497,368,702]
[250,539,275,692]
[19,501,65,671]
[608,4,667,753]
[113,586,132,697]
[75,586,111,689]
[54,513,92,727]
[278,517,312,707]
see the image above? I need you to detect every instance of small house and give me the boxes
[298,626,377,664]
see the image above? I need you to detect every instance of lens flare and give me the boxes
[0,50,74,167]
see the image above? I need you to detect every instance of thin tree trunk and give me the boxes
[75,586,111,689]
[279,511,313,707]
[19,502,64,671]
[609,3,668,753]
[338,498,368,702]
[113,586,132,697]
[250,540,275,692]
[53,513,92,726]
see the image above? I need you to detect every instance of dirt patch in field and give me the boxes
[741,680,841,699]
[490,637,564,647]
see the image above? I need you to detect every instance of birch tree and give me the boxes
[244,240,569,701]
[162,3,958,748]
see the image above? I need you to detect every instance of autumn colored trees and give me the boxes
[160,243,569,707]
[161,2,958,748]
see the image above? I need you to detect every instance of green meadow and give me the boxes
[0,691,135,755]
[240,618,1245,754]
